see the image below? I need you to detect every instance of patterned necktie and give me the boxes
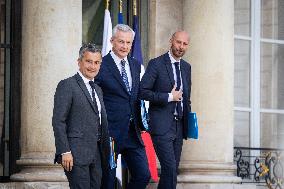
[121,59,131,94]
[174,62,182,118]
[89,81,101,141]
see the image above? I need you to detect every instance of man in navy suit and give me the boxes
[95,24,150,189]
[140,31,191,189]
[52,44,110,189]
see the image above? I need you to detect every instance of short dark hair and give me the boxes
[78,43,101,60]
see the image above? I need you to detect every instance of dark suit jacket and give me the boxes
[52,73,110,171]
[95,53,144,150]
[140,53,191,139]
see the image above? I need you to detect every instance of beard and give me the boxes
[172,48,185,58]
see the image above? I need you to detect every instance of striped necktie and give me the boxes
[121,59,131,94]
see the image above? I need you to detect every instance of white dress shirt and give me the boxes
[110,51,132,89]
[78,71,102,123]
[168,51,183,102]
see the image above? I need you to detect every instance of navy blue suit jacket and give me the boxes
[95,53,144,150]
[140,53,191,139]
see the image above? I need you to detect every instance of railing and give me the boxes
[234,147,284,189]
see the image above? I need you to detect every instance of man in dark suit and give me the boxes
[140,31,191,189]
[52,44,110,189]
[95,24,150,189]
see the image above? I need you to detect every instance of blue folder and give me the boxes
[140,100,149,131]
[187,112,198,139]
[109,137,117,169]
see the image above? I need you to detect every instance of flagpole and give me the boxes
[106,0,109,10]
[119,0,123,13]
[133,0,137,16]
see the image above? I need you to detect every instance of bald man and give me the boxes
[140,31,192,189]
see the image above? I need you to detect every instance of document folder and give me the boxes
[187,112,198,139]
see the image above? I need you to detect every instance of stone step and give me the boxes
[0,182,267,189]
[0,182,69,189]
[147,183,258,189]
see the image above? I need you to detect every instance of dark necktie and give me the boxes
[174,62,182,118]
[121,59,131,94]
[89,81,101,141]
[89,81,99,109]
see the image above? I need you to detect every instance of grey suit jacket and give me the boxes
[52,73,109,170]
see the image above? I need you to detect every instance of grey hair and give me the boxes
[78,43,101,60]
[112,24,135,40]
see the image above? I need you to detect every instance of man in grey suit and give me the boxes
[52,44,110,189]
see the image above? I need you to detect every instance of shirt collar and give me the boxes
[78,71,93,84]
[168,50,181,64]
[110,51,129,65]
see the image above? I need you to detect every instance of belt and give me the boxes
[130,115,134,122]
[174,115,182,121]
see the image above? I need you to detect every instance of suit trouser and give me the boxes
[65,144,102,189]
[151,118,183,189]
[101,146,150,189]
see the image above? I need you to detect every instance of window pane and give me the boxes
[82,0,104,45]
[0,0,4,177]
[261,0,284,40]
[260,43,284,109]
[261,113,284,148]
[234,0,251,36]
[234,39,250,107]
[0,49,3,177]
[234,111,250,147]
[0,0,4,44]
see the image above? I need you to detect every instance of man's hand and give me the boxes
[171,86,182,102]
[62,153,73,171]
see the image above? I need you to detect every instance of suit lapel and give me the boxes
[105,54,130,94]
[180,60,188,97]
[94,84,104,111]
[164,53,175,87]
[75,73,99,114]
[128,57,137,94]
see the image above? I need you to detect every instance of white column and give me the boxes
[11,0,81,181]
[148,0,183,59]
[179,0,240,185]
